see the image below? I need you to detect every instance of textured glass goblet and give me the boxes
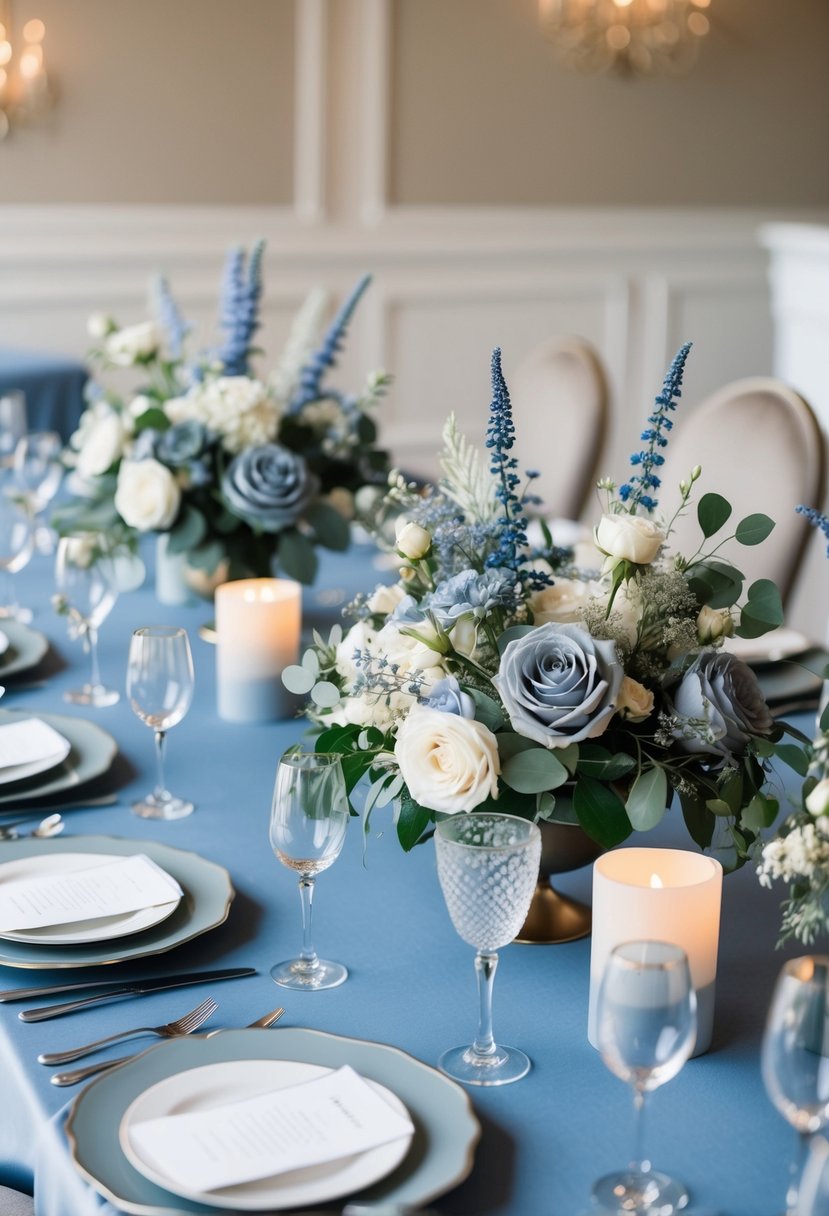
[763,956,829,1216]
[435,812,541,1086]
[269,752,349,991]
[593,940,697,1215]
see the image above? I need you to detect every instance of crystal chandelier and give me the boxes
[0,0,52,139]
[539,0,713,78]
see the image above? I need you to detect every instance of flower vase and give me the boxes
[516,820,603,944]
[155,534,197,607]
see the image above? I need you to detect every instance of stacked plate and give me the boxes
[0,620,49,682]
[67,1028,481,1214]
[0,708,118,810]
[0,835,234,969]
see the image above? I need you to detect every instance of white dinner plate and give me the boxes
[0,629,9,656]
[0,852,181,946]
[724,627,814,665]
[120,1059,414,1211]
[0,723,71,787]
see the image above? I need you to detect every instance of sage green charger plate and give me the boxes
[0,835,233,968]
[0,709,117,807]
[66,1028,481,1215]
[0,621,49,678]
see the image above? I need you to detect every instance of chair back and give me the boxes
[659,377,826,605]
[510,336,609,519]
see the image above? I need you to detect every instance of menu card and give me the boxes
[0,855,183,931]
[127,1065,415,1193]
[0,718,69,770]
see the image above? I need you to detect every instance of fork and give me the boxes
[39,996,219,1066]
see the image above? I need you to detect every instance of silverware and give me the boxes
[16,967,256,1021]
[38,996,220,1065]
[0,813,64,841]
[248,1006,285,1029]
[50,997,218,1086]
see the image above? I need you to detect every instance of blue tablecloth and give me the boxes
[0,349,87,442]
[0,541,806,1216]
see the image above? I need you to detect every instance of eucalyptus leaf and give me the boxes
[166,506,207,556]
[735,513,775,546]
[697,492,732,538]
[281,664,316,695]
[573,777,633,849]
[687,560,743,610]
[497,733,538,763]
[277,529,319,585]
[774,743,810,777]
[467,688,506,732]
[741,792,780,832]
[501,748,569,794]
[305,501,351,552]
[496,625,535,655]
[310,681,341,708]
[625,766,669,832]
[301,649,320,677]
[576,745,637,781]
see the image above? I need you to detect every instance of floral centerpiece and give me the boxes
[56,243,391,586]
[758,506,829,943]
[286,343,807,867]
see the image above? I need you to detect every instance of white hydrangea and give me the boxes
[165,376,280,454]
[759,823,829,886]
[329,619,444,731]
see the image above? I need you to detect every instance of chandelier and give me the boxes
[539,0,713,78]
[0,0,51,139]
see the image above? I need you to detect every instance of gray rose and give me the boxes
[156,420,210,468]
[668,651,774,759]
[493,622,623,749]
[222,443,318,532]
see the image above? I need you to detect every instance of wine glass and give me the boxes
[797,1136,829,1216]
[592,940,697,1214]
[0,392,27,468]
[126,626,195,820]
[14,430,62,553]
[763,956,829,1216]
[434,812,541,1086]
[54,532,120,706]
[0,479,34,621]
[268,751,349,991]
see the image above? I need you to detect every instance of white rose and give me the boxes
[806,777,829,819]
[394,704,501,814]
[87,312,114,340]
[395,519,431,561]
[529,578,598,626]
[377,621,445,671]
[595,513,664,567]
[76,412,126,479]
[616,676,654,722]
[115,459,181,531]
[366,583,406,616]
[697,605,735,644]
[104,321,160,367]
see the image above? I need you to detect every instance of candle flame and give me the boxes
[650,873,663,889]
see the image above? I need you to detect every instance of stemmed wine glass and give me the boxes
[269,751,349,991]
[0,392,26,468]
[54,532,120,706]
[434,812,541,1086]
[797,1136,829,1216]
[592,940,697,1214]
[14,430,62,553]
[763,956,829,1216]
[0,479,34,621]
[126,626,195,820]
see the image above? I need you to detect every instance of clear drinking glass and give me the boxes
[434,812,541,1086]
[0,392,27,467]
[593,940,697,1214]
[798,1136,829,1216]
[269,752,349,991]
[55,532,120,706]
[126,626,195,820]
[763,956,829,1216]
[14,430,62,553]
[0,479,34,621]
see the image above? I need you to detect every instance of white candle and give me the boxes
[588,847,723,1055]
[215,578,302,722]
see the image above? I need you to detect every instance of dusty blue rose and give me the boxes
[156,420,210,468]
[667,651,773,760]
[222,443,318,532]
[493,622,623,749]
[420,676,475,719]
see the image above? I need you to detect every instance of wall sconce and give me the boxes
[539,0,713,78]
[0,0,52,139]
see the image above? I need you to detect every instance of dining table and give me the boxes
[0,536,811,1216]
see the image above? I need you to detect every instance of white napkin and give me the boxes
[128,1065,414,1193]
[0,718,69,772]
[0,629,10,657]
[0,854,183,931]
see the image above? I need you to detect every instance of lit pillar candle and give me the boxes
[588,848,723,1056]
[215,578,301,722]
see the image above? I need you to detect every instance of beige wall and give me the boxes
[390,0,829,207]
[0,0,294,204]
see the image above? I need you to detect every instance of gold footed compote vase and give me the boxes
[516,820,603,944]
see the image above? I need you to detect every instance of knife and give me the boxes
[14,967,256,1022]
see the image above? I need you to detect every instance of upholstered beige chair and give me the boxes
[658,378,826,605]
[509,336,609,519]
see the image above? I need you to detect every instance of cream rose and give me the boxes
[395,519,431,561]
[595,513,664,567]
[87,312,114,340]
[366,583,406,615]
[616,676,655,722]
[697,605,735,644]
[529,578,598,626]
[394,704,500,814]
[105,321,160,366]
[115,459,181,531]
[76,412,126,479]
[806,777,829,819]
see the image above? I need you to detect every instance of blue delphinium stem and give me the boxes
[216,239,265,376]
[153,276,191,361]
[618,341,693,514]
[796,505,829,556]
[288,273,372,414]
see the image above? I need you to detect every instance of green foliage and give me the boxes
[735,514,775,546]
[500,747,568,795]
[305,502,351,552]
[573,777,633,849]
[697,492,732,538]
[166,506,207,556]
[737,579,784,639]
[625,766,669,831]
[277,529,319,584]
